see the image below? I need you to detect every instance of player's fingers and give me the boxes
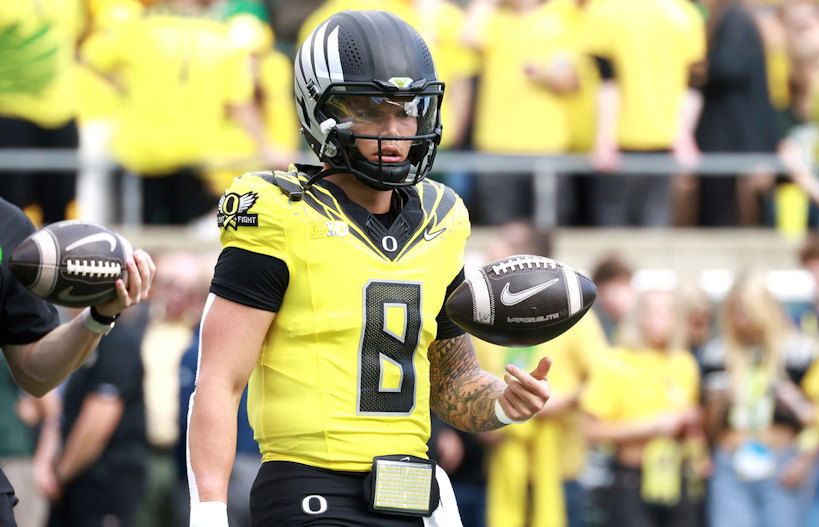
[530,356,552,380]
[133,250,153,300]
[504,374,548,413]
[498,390,531,422]
[506,364,551,399]
[135,249,156,288]
[125,259,142,303]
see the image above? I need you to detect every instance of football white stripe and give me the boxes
[469,269,493,325]
[327,26,344,82]
[562,265,583,315]
[31,230,58,298]
[313,21,330,82]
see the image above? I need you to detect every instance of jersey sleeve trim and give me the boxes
[210,247,289,312]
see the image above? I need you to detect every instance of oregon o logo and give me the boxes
[382,236,398,252]
[301,495,328,515]
[221,194,239,215]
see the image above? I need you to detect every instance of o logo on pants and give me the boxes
[301,495,328,515]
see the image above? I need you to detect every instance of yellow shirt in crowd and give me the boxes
[544,0,601,152]
[583,0,706,150]
[472,4,575,153]
[582,347,700,423]
[474,311,606,527]
[0,0,84,128]
[82,13,253,175]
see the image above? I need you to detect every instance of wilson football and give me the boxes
[445,255,596,347]
[9,220,132,308]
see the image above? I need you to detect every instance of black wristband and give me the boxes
[90,305,120,325]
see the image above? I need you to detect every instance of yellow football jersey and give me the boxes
[218,169,470,471]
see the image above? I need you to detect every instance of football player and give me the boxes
[187,10,551,527]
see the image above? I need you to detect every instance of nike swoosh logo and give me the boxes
[423,227,446,241]
[58,287,111,304]
[500,278,560,306]
[65,233,118,252]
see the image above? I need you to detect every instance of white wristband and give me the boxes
[494,399,532,425]
[190,502,228,527]
[81,307,115,335]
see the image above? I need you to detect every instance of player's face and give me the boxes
[326,94,431,164]
[351,97,418,163]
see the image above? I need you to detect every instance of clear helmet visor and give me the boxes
[324,93,440,146]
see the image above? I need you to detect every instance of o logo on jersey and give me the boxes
[301,495,328,515]
[382,236,398,252]
[221,194,240,215]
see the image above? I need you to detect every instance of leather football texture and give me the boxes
[10,220,131,308]
[445,255,596,347]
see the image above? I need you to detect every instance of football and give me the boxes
[445,255,596,347]
[9,220,132,308]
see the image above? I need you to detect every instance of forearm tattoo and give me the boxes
[428,333,506,432]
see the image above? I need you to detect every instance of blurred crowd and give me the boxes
[4,1,819,527]
[1,0,819,230]
[3,235,819,526]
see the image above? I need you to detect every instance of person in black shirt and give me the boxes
[0,197,155,526]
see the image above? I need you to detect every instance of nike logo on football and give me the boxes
[423,227,446,241]
[57,287,110,304]
[65,233,118,252]
[500,278,560,306]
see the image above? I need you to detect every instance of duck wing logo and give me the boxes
[217,192,259,230]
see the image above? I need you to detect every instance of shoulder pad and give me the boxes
[242,170,305,202]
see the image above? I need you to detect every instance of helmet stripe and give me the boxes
[301,34,314,89]
[313,21,330,85]
[327,26,344,83]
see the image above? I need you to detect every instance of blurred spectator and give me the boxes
[581,289,707,527]
[75,0,145,224]
[0,358,59,527]
[776,0,819,232]
[590,255,636,345]
[44,303,151,527]
[694,0,781,227]
[700,272,817,527]
[177,325,260,527]
[0,0,84,224]
[792,233,819,527]
[543,0,602,227]
[584,0,706,227]
[204,0,299,194]
[463,0,577,227]
[136,251,210,527]
[80,0,285,224]
[428,414,489,527]
[677,279,715,370]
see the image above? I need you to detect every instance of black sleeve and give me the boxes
[90,319,143,400]
[209,247,289,312]
[593,56,614,80]
[0,202,59,346]
[435,268,466,340]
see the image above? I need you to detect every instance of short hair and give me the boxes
[592,255,633,286]
[799,233,819,266]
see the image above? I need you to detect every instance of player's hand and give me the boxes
[95,249,156,318]
[497,356,552,423]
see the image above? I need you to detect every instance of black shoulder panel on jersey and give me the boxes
[244,170,308,202]
[428,181,458,223]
